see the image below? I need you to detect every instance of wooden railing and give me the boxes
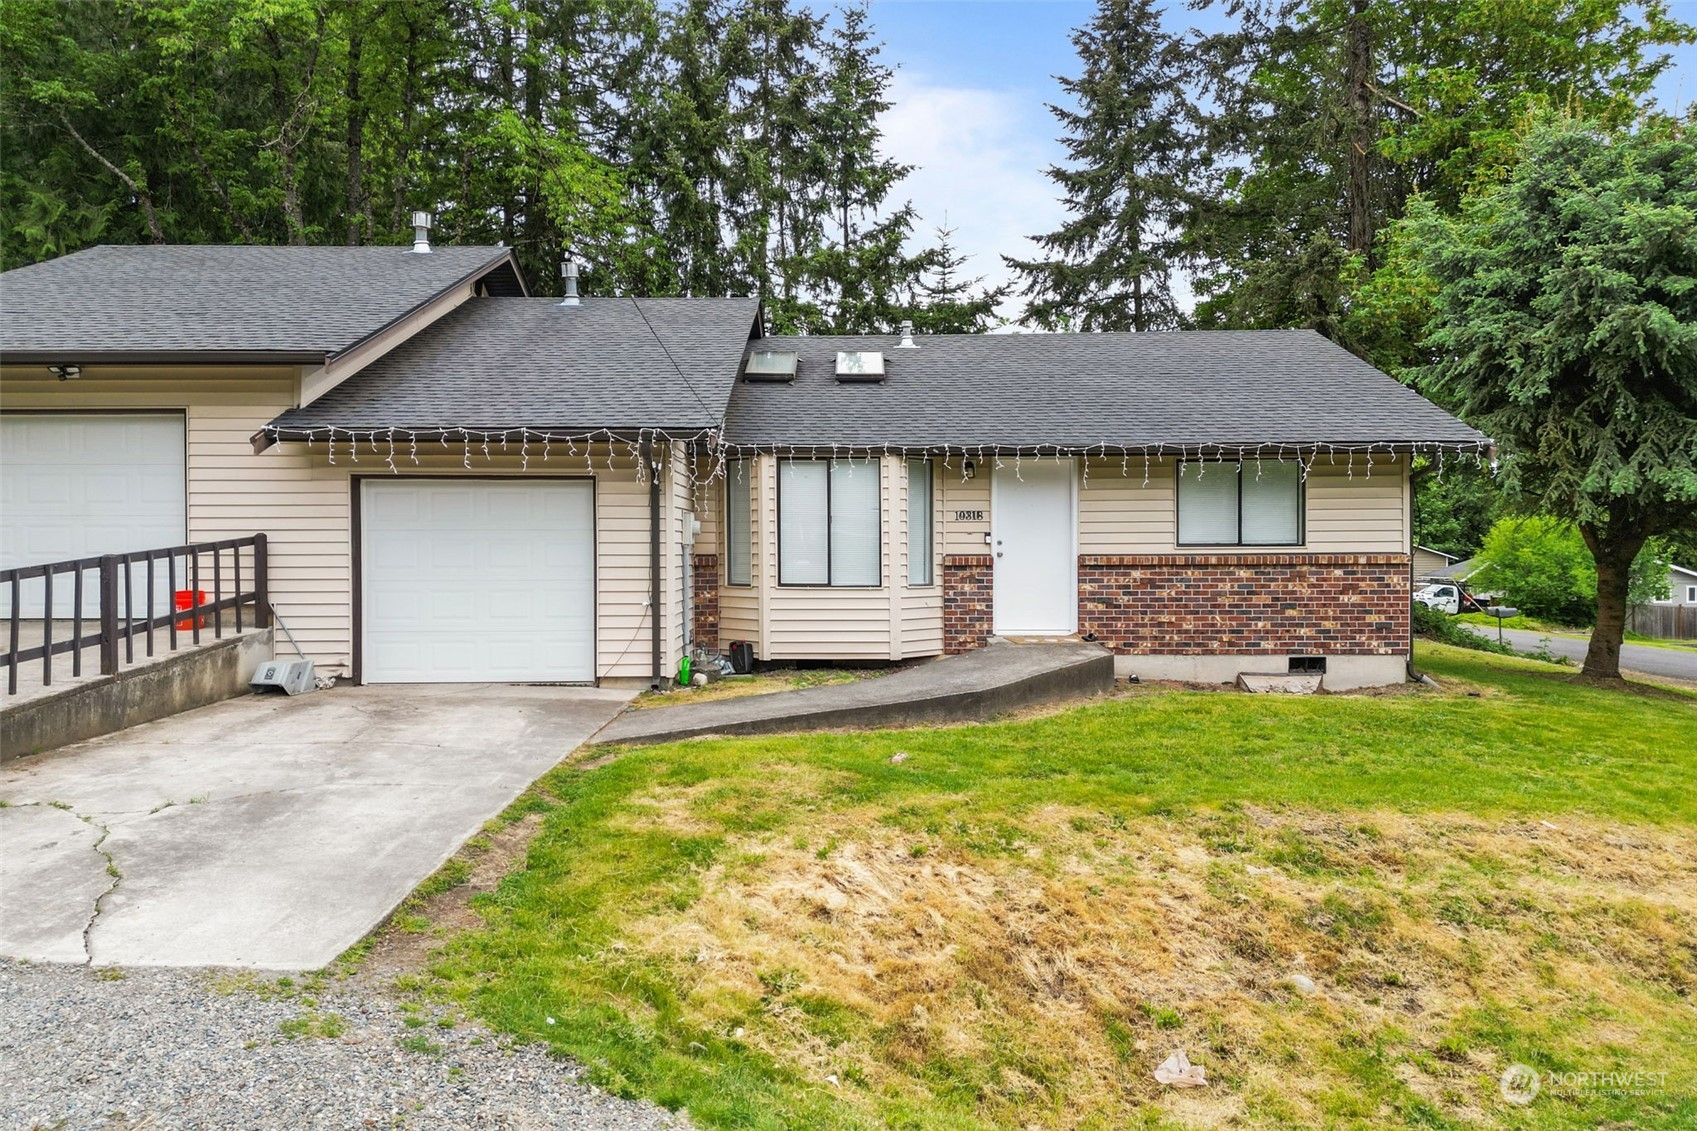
[2,535,269,696]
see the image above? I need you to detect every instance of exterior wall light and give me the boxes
[49,365,82,381]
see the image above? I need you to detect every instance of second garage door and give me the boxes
[361,480,595,683]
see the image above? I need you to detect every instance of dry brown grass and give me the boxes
[613,790,1697,1128]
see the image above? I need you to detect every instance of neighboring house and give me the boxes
[2,241,1488,691]
[1654,563,1697,606]
[1413,545,1460,580]
[1426,555,1484,585]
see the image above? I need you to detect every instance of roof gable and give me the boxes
[0,244,523,362]
[266,296,762,437]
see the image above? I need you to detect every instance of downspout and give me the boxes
[644,438,664,689]
[1407,453,1427,684]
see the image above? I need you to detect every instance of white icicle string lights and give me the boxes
[262,428,1494,492]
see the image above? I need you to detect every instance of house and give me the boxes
[1425,555,1484,585]
[1654,563,1697,606]
[1413,545,1460,580]
[2,240,1488,692]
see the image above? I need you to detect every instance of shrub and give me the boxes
[1472,516,1596,626]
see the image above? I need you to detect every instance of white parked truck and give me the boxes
[1414,582,1486,615]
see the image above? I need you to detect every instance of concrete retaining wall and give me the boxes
[1,629,273,761]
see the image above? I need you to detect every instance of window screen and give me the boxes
[778,461,830,584]
[907,459,934,586]
[1177,461,1303,546]
[1241,461,1302,544]
[1177,463,1239,545]
[830,460,881,585]
[725,459,752,585]
[777,459,881,586]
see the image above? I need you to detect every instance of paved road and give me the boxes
[1460,624,1697,682]
[1,683,631,969]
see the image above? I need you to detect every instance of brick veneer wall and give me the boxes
[942,555,994,653]
[1077,553,1410,656]
[692,553,719,649]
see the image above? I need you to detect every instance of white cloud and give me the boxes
[878,71,1069,325]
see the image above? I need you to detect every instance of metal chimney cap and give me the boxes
[897,319,918,348]
[559,259,582,306]
[410,211,433,254]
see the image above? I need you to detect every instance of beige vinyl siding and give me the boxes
[693,471,720,555]
[0,367,677,682]
[1078,454,1407,554]
[717,465,759,643]
[939,469,991,555]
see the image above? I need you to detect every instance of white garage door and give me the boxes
[1,413,187,616]
[361,480,596,683]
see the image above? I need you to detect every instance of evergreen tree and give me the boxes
[1006,0,1191,332]
[793,3,927,333]
[905,225,1007,334]
[1406,113,1697,678]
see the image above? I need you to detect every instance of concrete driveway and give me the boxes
[1460,624,1697,682]
[0,684,631,970]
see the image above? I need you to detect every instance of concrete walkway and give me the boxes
[594,639,1115,747]
[1460,624,1697,682]
[0,683,631,970]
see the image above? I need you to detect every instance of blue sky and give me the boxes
[866,0,1697,317]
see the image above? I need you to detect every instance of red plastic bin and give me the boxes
[174,589,208,630]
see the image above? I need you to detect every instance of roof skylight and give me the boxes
[744,349,798,381]
[834,350,885,381]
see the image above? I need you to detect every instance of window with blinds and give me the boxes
[725,460,752,585]
[907,458,934,586]
[778,459,881,586]
[1177,460,1303,546]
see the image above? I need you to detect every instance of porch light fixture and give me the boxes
[49,364,81,381]
[962,458,976,479]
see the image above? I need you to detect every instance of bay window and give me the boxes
[725,459,752,585]
[778,459,881,586]
[907,458,934,586]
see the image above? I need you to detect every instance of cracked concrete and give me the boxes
[1,683,631,969]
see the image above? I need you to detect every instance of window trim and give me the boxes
[724,458,753,587]
[1175,460,1307,548]
[1687,584,1696,603]
[776,458,883,588]
[906,457,936,588]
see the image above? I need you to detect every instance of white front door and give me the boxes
[992,460,1076,635]
[361,479,596,683]
[1,413,187,616]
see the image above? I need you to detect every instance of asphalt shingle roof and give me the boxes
[267,297,762,435]
[0,244,522,361]
[722,330,1487,450]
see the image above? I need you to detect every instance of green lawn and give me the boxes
[415,645,1697,1131]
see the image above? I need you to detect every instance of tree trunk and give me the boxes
[1345,0,1373,268]
[1579,514,1650,679]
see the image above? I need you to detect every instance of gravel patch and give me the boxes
[0,959,692,1130]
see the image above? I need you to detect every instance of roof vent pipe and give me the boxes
[897,319,918,348]
[559,259,582,306]
[410,211,433,253]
